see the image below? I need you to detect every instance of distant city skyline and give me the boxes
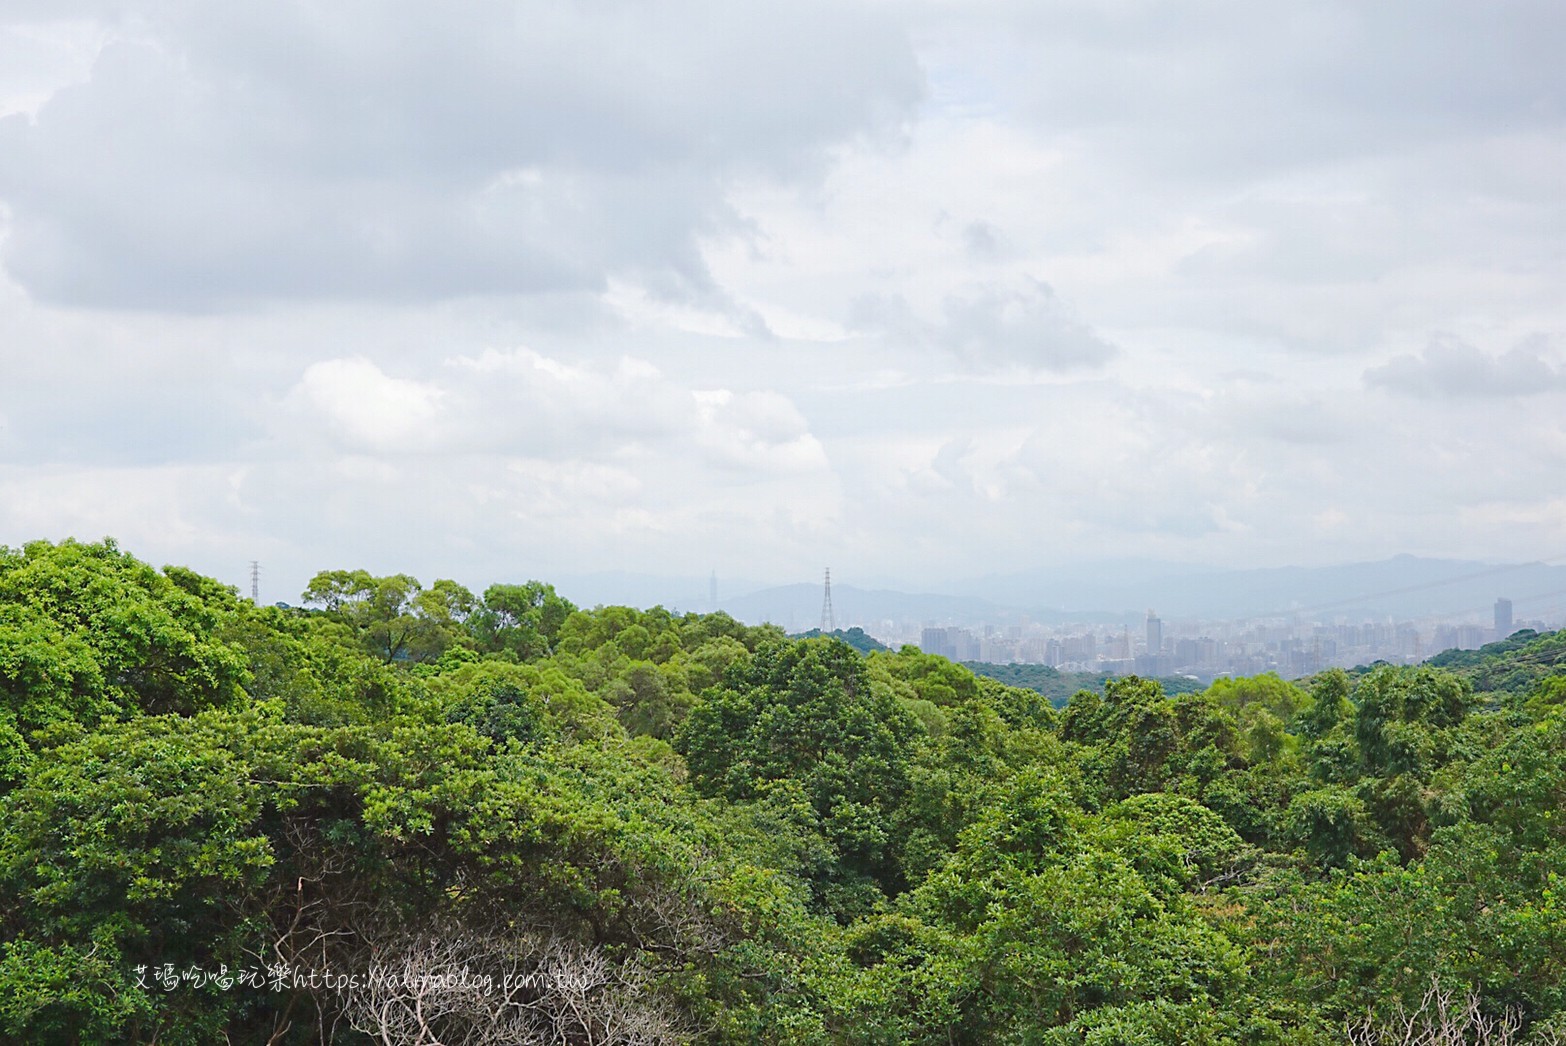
[906,608,1554,683]
[694,554,1566,677]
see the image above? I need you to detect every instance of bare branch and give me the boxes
[1345,978,1533,1046]
[330,922,688,1046]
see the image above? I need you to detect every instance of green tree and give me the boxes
[301,570,475,663]
[1285,785,1378,868]
[841,770,1261,1043]
[677,638,921,909]
[0,539,249,771]
[469,581,575,660]
[1298,668,1352,741]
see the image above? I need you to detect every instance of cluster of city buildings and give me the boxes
[902,597,1548,682]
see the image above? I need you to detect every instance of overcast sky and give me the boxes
[1,1,1563,603]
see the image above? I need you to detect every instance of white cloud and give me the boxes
[278,347,830,487]
[441,348,695,454]
[293,357,445,451]
[692,390,829,475]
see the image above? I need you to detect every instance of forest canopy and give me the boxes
[2,539,1563,1043]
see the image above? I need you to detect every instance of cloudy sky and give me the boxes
[1,1,1563,603]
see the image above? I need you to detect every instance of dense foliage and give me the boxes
[789,627,890,655]
[2,539,1564,1043]
[965,661,1206,705]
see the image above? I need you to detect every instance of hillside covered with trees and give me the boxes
[2,539,1564,1043]
[963,661,1206,705]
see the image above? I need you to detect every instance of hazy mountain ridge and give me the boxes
[980,554,1566,621]
[718,583,1015,632]
[561,556,1566,630]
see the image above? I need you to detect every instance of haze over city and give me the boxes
[2,2,1563,608]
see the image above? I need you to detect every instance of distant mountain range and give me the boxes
[719,584,1017,632]
[944,554,1566,622]
[549,555,1566,630]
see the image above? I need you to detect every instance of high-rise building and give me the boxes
[1495,597,1513,638]
[1145,610,1163,656]
[1061,633,1096,664]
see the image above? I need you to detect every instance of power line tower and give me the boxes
[250,561,260,603]
[821,567,835,633]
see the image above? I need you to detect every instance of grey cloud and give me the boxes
[1219,389,1360,447]
[1250,409,1348,447]
[849,278,1117,372]
[939,279,1117,371]
[963,1,1565,179]
[1364,335,1566,398]
[846,292,920,341]
[0,1,922,310]
[962,220,1008,263]
[929,437,975,491]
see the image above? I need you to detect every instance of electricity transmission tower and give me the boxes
[250,561,260,603]
[821,567,835,633]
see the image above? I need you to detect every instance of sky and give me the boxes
[1,1,1563,604]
